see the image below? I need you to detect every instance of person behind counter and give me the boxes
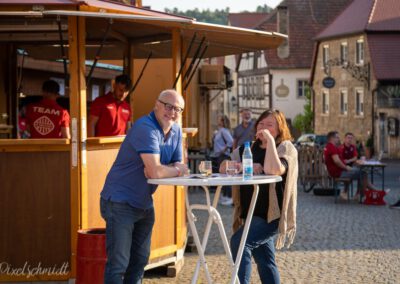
[100,89,188,283]
[25,80,71,138]
[88,74,132,137]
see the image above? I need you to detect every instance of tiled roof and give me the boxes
[368,34,400,80]
[257,0,352,69]
[368,0,400,31]
[316,0,374,39]
[316,0,400,39]
[228,12,269,29]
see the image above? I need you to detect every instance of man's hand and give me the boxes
[174,162,189,176]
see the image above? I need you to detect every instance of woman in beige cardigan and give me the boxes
[220,109,298,284]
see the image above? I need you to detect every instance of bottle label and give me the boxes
[242,159,253,180]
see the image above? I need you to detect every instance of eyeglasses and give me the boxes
[158,100,184,114]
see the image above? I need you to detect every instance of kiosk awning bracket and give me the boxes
[128,51,153,96]
[57,15,69,86]
[86,19,112,87]
[172,32,196,89]
[184,43,208,91]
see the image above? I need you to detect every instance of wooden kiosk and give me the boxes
[0,1,285,281]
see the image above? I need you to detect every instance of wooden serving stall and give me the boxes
[0,1,285,282]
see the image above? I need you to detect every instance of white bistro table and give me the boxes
[148,174,282,284]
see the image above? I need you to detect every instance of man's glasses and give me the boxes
[158,100,184,114]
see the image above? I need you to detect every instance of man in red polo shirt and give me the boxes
[26,80,70,138]
[324,131,378,200]
[88,74,132,137]
[339,132,358,166]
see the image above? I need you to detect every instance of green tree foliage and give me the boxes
[164,8,230,25]
[164,5,273,25]
[293,86,314,134]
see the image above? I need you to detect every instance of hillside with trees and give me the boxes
[164,5,273,25]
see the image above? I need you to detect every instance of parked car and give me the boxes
[295,133,327,148]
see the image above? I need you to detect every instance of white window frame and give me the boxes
[339,88,348,115]
[297,79,308,98]
[356,38,364,65]
[340,42,348,65]
[355,88,364,116]
[322,89,329,114]
[322,44,329,66]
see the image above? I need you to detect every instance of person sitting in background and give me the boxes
[220,109,298,284]
[339,132,358,166]
[88,74,132,137]
[324,131,379,200]
[212,115,234,206]
[25,80,70,138]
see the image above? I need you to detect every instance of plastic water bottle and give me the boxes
[242,141,253,180]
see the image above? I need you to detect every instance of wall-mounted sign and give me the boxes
[322,77,335,89]
[275,79,289,98]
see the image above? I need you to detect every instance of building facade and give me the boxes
[311,0,400,158]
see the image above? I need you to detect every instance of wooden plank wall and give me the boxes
[0,151,70,281]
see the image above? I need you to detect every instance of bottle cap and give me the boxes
[244,141,250,147]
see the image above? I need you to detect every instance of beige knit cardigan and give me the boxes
[231,140,298,249]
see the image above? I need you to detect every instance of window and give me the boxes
[322,90,329,114]
[356,39,364,65]
[322,45,329,66]
[297,80,309,98]
[340,42,348,64]
[355,88,364,116]
[238,78,244,96]
[340,89,348,115]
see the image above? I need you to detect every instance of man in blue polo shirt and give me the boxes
[100,89,188,284]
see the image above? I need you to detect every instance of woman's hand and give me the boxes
[255,129,275,145]
[253,163,264,174]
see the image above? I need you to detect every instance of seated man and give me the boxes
[324,131,379,200]
[339,132,358,166]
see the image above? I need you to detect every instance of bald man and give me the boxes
[100,89,188,283]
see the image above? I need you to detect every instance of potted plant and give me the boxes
[365,134,374,159]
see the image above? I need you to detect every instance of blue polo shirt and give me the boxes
[100,111,182,209]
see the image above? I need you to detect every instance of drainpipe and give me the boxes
[371,86,378,153]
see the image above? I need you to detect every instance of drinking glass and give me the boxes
[199,161,212,177]
[226,160,239,177]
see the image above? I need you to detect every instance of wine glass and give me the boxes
[226,161,239,177]
[199,161,212,177]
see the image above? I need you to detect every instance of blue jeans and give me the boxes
[100,198,155,284]
[230,216,280,284]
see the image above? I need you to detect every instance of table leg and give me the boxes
[185,186,213,284]
[229,184,260,284]
[191,185,222,283]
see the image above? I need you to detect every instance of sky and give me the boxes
[143,0,282,13]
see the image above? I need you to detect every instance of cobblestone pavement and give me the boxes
[14,161,400,284]
[143,160,400,284]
